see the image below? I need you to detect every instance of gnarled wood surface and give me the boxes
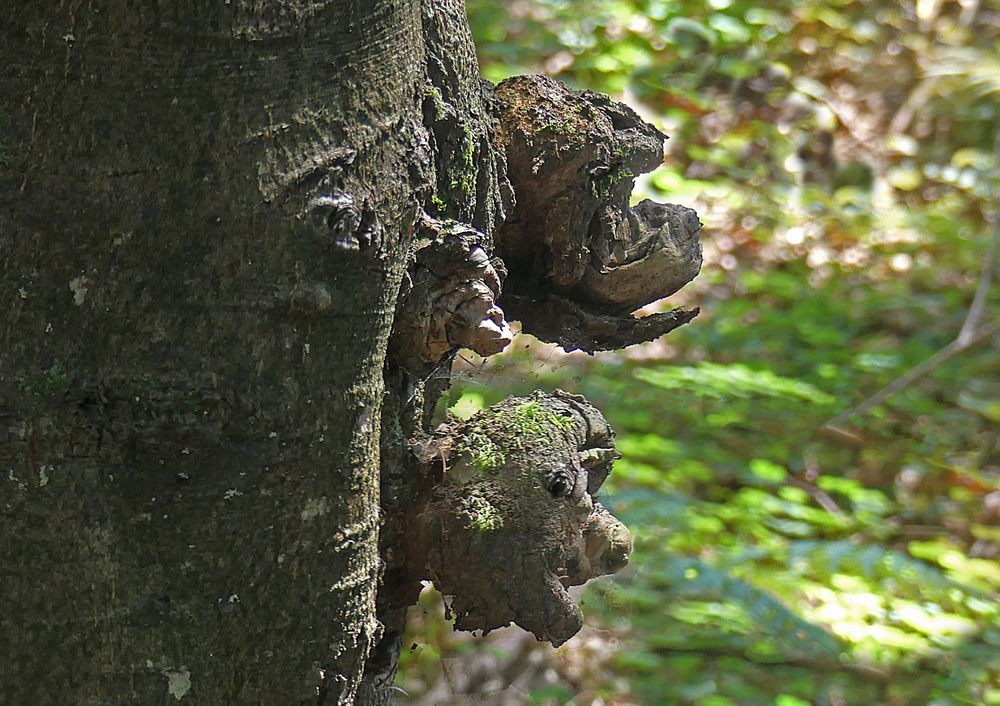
[494,75,703,352]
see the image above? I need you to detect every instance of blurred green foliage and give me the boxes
[398,1,1000,704]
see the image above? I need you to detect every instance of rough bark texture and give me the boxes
[390,215,512,373]
[1,2,701,705]
[494,75,703,352]
[359,1,518,701]
[405,391,630,646]
[2,2,429,704]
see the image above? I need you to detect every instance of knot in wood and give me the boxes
[306,191,363,250]
[412,391,631,646]
[492,75,703,351]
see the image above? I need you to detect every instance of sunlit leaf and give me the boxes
[635,363,836,405]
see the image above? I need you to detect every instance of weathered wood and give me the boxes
[494,75,703,351]
[400,391,630,646]
[391,215,512,373]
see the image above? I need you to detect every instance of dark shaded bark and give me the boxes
[2,2,429,703]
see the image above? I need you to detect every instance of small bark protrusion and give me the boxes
[504,292,700,353]
[493,75,703,352]
[391,215,513,372]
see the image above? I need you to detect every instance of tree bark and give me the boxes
[2,2,429,703]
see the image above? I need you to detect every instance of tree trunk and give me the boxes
[2,2,429,703]
[2,2,701,704]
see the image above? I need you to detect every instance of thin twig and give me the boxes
[889,78,938,135]
[823,126,1000,433]
[787,476,844,515]
[958,125,1000,343]
[958,227,998,343]
[823,317,1000,432]
[819,95,880,155]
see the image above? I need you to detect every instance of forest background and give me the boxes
[395,1,1000,704]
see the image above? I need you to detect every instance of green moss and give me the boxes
[455,429,506,473]
[423,86,446,123]
[541,115,578,136]
[412,236,433,252]
[432,122,478,215]
[514,400,575,431]
[503,400,574,450]
[424,85,443,105]
[450,398,574,477]
[423,87,475,201]
[447,125,477,201]
[541,104,591,136]
[19,364,70,398]
[592,165,634,198]
[459,493,503,532]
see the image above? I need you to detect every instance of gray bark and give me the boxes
[2,2,429,703]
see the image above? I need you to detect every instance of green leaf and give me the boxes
[635,363,836,405]
[749,458,788,483]
[708,13,751,44]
